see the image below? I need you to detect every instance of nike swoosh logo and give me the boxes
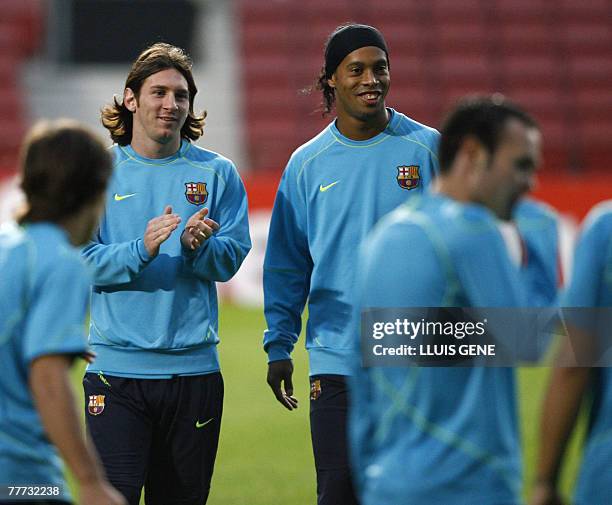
[319,181,340,192]
[114,193,137,201]
[195,418,214,429]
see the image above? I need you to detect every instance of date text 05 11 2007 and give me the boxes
[0,485,62,499]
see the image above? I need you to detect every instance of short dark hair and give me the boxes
[101,42,206,145]
[19,119,112,223]
[438,94,538,173]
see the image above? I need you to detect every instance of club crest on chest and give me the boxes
[397,165,420,190]
[185,182,208,205]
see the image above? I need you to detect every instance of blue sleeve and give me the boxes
[263,161,313,362]
[23,257,89,363]
[183,163,251,282]
[81,226,152,286]
[564,215,607,308]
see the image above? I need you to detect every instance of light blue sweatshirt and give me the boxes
[565,202,612,505]
[83,140,251,377]
[0,222,90,501]
[350,194,530,505]
[263,108,440,376]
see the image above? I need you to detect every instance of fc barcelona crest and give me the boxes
[310,379,321,401]
[185,182,208,205]
[397,165,420,190]
[88,395,105,416]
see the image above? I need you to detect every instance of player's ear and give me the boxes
[124,88,137,112]
[461,136,488,170]
[327,75,336,89]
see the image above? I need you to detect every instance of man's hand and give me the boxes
[267,360,298,410]
[143,206,181,258]
[529,482,565,505]
[181,207,220,251]
[79,479,127,505]
[29,356,127,505]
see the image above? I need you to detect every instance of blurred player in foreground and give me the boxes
[82,43,251,505]
[262,23,439,504]
[0,120,124,505]
[530,200,612,505]
[350,95,542,504]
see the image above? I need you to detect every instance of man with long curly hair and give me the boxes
[82,43,251,505]
[262,23,439,505]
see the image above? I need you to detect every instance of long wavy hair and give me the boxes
[101,43,206,145]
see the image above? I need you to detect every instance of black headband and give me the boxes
[324,24,389,79]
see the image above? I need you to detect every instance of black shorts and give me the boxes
[310,374,360,505]
[83,372,223,505]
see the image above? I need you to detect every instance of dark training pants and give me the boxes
[83,372,223,505]
[310,374,360,505]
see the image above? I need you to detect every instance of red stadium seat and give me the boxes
[375,23,428,51]
[431,0,487,22]
[562,22,612,56]
[492,0,553,22]
[365,1,426,26]
[437,53,493,85]
[496,23,557,55]
[0,0,44,174]
[557,0,612,20]
[238,1,294,24]
[567,55,612,86]
[240,23,294,55]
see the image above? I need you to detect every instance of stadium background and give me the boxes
[0,0,610,503]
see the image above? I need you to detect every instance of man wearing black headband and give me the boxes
[262,23,440,504]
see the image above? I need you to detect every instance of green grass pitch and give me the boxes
[69,303,585,504]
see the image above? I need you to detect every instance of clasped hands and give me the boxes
[143,206,220,258]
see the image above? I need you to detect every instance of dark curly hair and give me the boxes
[101,42,206,145]
[315,65,336,116]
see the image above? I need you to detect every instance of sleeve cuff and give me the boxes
[266,343,293,363]
[136,238,152,263]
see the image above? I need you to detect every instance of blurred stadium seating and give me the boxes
[0,0,43,176]
[238,0,612,184]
